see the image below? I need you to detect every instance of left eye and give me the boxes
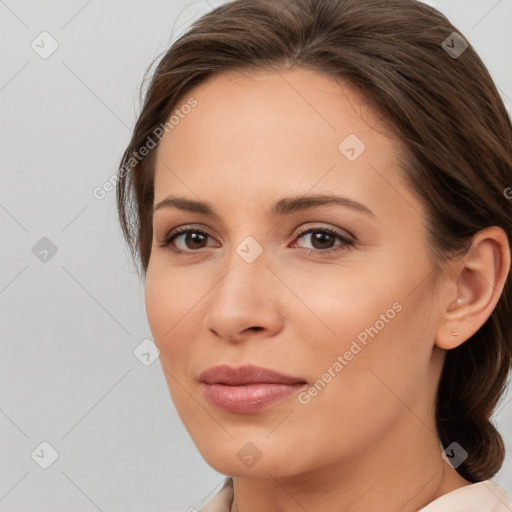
[292,227,353,254]
[159,226,353,255]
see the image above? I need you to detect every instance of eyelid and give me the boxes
[294,223,355,241]
[157,224,216,247]
[158,222,355,255]
[290,225,354,254]
[159,222,353,241]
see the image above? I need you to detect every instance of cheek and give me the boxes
[285,258,403,350]
[144,264,196,357]
[317,285,437,421]
[145,268,169,344]
[291,301,435,460]
[144,265,203,416]
[296,253,437,404]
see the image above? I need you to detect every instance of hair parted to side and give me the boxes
[116,0,512,482]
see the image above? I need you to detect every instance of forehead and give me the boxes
[156,67,391,162]
[153,67,414,217]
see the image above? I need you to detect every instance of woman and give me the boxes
[116,0,512,510]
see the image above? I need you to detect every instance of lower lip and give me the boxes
[201,382,307,413]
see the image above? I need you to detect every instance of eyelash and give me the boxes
[158,225,354,256]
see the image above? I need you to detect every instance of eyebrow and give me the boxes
[152,194,375,218]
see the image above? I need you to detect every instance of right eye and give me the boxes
[158,226,219,254]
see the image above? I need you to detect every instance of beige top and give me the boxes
[199,477,512,512]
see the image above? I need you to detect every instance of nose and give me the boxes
[202,245,284,343]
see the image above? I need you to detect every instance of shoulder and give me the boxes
[418,480,512,512]
[198,477,234,512]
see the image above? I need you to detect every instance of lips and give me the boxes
[198,364,308,413]
[198,364,306,386]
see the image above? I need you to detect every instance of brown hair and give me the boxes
[116,0,512,482]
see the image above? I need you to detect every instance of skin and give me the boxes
[145,68,510,512]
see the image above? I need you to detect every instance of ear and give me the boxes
[435,226,511,350]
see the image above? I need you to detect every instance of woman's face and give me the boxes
[146,68,448,478]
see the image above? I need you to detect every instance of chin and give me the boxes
[193,435,305,479]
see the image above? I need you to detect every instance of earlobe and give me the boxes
[447,300,462,339]
[435,227,511,351]
[436,292,468,350]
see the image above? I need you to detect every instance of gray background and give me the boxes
[1,1,511,511]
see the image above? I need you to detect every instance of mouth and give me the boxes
[198,364,308,413]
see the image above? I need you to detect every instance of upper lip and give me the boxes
[199,364,307,386]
